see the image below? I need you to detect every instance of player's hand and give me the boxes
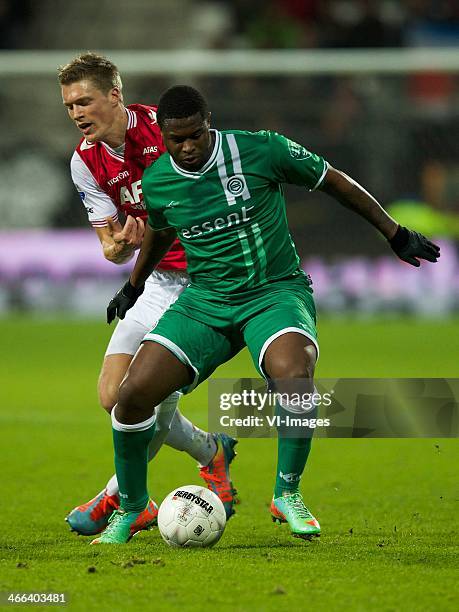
[107,280,144,324]
[389,226,440,267]
[107,215,145,248]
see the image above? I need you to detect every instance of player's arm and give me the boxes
[130,224,177,287]
[320,166,398,239]
[267,133,440,267]
[106,224,177,323]
[71,151,144,264]
[320,166,440,266]
[95,216,145,264]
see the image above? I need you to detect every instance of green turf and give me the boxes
[0,317,458,611]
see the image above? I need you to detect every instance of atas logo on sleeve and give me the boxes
[286,138,312,161]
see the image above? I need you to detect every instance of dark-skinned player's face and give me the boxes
[161,112,212,172]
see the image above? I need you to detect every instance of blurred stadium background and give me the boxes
[1,4,458,607]
[0,0,458,318]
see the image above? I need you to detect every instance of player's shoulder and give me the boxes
[221,129,281,150]
[142,150,172,180]
[141,153,173,209]
[127,103,158,124]
[74,136,97,155]
[127,102,157,112]
[222,128,273,142]
[70,148,90,176]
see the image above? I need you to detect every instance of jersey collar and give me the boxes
[97,110,129,160]
[170,129,221,179]
[101,141,125,161]
[126,107,137,129]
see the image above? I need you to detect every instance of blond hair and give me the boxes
[58,52,123,96]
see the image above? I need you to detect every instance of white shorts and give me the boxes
[105,269,189,357]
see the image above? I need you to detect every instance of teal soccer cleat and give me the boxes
[66,489,120,536]
[271,492,320,540]
[90,499,158,545]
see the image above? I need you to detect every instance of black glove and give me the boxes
[107,280,144,324]
[389,226,440,267]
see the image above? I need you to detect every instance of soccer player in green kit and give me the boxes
[94,86,440,544]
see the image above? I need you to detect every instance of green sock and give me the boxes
[113,423,156,512]
[274,436,312,498]
[273,396,314,498]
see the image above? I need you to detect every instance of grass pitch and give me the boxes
[0,316,458,611]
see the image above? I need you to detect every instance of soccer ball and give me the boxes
[158,485,227,548]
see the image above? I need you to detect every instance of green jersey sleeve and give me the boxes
[142,174,171,230]
[267,131,328,190]
[147,208,171,230]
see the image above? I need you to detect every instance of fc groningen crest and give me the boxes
[225,175,246,196]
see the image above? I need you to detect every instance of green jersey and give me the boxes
[142,129,328,294]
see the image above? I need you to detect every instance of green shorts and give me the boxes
[143,275,318,393]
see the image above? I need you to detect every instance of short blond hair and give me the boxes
[58,52,123,95]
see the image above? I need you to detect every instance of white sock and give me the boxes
[147,392,180,460]
[111,406,156,431]
[105,475,119,497]
[165,409,217,467]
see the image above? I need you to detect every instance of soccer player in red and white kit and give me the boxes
[59,53,237,537]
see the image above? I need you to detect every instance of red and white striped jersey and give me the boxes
[70,103,186,271]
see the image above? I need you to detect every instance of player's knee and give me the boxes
[266,346,316,379]
[97,378,119,414]
[303,344,317,377]
[269,363,312,379]
[117,375,152,419]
